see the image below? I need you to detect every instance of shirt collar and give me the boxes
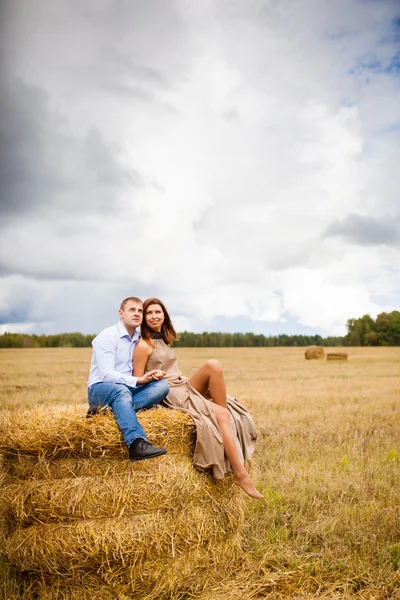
[117,320,139,342]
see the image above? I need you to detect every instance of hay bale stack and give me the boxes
[304,346,325,360]
[0,404,246,599]
[327,352,348,361]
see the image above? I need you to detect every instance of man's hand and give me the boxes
[137,370,166,385]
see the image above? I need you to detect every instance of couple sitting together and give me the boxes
[87,296,262,499]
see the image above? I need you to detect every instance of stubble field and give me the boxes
[0,346,399,599]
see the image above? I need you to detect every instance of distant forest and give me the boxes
[0,311,399,348]
[346,310,400,346]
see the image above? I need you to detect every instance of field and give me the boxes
[1,346,400,599]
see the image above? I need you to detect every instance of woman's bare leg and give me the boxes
[213,404,263,500]
[189,360,227,408]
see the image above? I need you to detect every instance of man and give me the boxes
[87,296,169,461]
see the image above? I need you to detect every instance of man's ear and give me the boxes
[118,309,122,319]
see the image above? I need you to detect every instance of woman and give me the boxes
[133,298,263,500]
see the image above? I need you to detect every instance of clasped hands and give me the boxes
[137,369,166,385]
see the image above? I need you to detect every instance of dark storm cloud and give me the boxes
[69,48,179,112]
[324,214,400,246]
[0,275,170,332]
[0,79,47,215]
[102,50,172,89]
[0,75,140,220]
[1,0,188,93]
[0,0,189,222]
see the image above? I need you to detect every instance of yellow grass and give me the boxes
[1,346,400,599]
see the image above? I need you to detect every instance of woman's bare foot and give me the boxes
[233,474,263,499]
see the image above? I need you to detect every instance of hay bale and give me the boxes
[0,456,239,527]
[1,454,127,481]
[16,541,243,600]
[327,352,348,361]
[304,346,325,360]
[4,509,241,573]
[0,403,248,599]
[0,404,195,459]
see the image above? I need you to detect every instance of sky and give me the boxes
[0,0,399,337]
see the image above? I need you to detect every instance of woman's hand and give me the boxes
[137,369,166,385]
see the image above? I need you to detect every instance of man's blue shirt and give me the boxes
[87,321,140,388]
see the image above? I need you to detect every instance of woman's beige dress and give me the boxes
[146,339,257,479]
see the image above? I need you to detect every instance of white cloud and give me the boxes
[278,267,382,335]
[0,323,36,335]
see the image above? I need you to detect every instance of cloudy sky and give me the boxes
[1,0,399,337]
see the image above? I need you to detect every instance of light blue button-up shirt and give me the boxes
[87,321,140,389]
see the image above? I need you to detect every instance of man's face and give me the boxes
[119,300,143,333]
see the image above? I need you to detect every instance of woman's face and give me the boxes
[145,303,165,332]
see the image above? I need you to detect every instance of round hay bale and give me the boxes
[326,352,348,361]
[304,346,325,360]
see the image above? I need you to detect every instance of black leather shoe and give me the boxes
[129,438,167,461]
[86,405,112,418]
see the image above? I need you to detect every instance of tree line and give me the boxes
[173,332,344,347]
[0,332,95,349]
[345,311,400,346]
[0,311,398,348]
[0,331,344,348]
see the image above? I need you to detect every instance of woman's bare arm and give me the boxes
[133,339,153,377]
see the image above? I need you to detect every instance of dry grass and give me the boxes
[1,346,400,599]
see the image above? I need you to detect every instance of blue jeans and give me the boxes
[88,379,169,447]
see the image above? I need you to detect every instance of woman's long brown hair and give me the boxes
[141,298,178,346]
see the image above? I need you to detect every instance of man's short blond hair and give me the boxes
[120,297,143,310]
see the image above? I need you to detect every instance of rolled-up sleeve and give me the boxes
[92,335,138,388]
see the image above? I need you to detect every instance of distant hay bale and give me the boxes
[0,403,247,599]
[304,346,325,360]
[327,352,348,361]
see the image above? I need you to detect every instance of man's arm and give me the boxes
[93,334,139,387]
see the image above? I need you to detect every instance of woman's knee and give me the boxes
[205,359,223,374]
